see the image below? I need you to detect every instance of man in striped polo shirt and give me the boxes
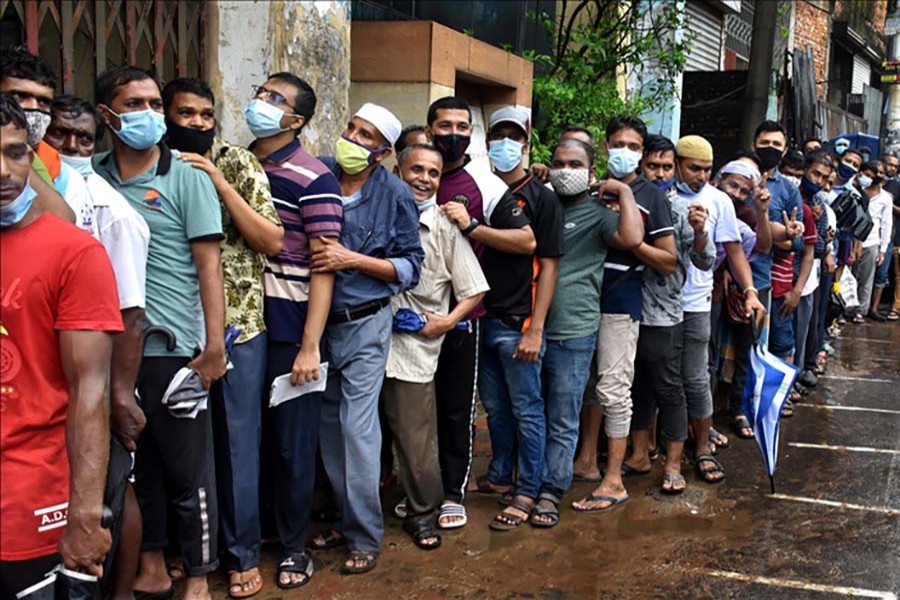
[247,72,343,591]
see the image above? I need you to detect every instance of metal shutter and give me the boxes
[851,54,871,94]
[685,2,724,72]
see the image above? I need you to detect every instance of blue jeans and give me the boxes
[793,293,814,370]
[769,296,795,358]
[212,333,267,570]
[875,241,892,288]
[540,333,596,499]
[320,305,392,552]
[479,318,546,499]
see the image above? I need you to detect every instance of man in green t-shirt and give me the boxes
[530,138,643,527]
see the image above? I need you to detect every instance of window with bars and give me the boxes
[0,0,207,102]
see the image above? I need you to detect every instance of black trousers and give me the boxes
[726,319,755,416]
[133,357,218,576]
[433,320,480,503]
[0,554,58,600]
[631,322,688,443]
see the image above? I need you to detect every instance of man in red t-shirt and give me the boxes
[0,94,123,597]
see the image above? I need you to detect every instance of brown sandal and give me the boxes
[489,496,533,531]
[229,567,263,598]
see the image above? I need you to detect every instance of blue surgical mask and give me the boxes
[676,180,698,196]
[488,138,524,173]
[1,180,36,227]
[245,99,290,139]
[856,174,873,189]
[108,108,166,150]
[416,195,437,213]
[800,175,822,196]
[653,177,676,191]
[60,154,94,178]
[607,147,642,178]
[837,161,857,181]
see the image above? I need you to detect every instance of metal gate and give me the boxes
[0,0,207,102]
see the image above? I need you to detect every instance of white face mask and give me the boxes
[60,154,94,178]
[24,109,51,147]
[857,174,873,189]
[549,168,590,196]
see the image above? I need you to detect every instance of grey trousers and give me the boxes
[853,245,879,315]
[381,378,443,524]
[320,305,392,553]
[682,311,713,421]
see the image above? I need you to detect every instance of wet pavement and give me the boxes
[208,321,899,599]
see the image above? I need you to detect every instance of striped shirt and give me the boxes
[258,139,343,344]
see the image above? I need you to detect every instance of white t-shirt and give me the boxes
[673,183,742,312]
[864,189,893,251]
[85,172,150,310]
[56,161,97,236]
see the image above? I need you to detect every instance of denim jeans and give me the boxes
[479,318,546,499]
[539,333,597,498]
[769,296,795,358]
[682,311,713,421]
[793,293,814,370]
[874,241,892,288]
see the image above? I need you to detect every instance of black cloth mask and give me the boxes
[755,146,783,172]
[432,133,471,164]
[165,118,216,155]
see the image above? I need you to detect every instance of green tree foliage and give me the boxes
[527,0,693,166]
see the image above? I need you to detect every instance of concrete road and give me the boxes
[209,320,899,599]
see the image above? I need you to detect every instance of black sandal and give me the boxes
[403,518,442,551]
[309,529,346,550]
[276,552,313,590]
[731,415,754,439]
[695,454,725,484]
[340,550,378,575]
[529,493,560,528]
[490,496,533,531]
[709,427,729,449]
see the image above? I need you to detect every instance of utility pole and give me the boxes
[885,1,900,154]
[739,0,778,149]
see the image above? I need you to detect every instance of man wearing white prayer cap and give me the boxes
[308,103,424,575]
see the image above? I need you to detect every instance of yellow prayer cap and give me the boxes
[676,135,713,161]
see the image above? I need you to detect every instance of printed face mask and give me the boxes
[23,109,51,147]
[549,167,590,196]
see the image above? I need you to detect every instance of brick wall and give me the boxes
[793,0,831,98]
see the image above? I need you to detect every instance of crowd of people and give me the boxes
[1,45,897,600]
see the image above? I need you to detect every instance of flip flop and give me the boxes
[660,473,686,495]
[393,497,408,519]
[473,475,513,496]
[709,427,730,449]
[340,550,377,575]
[887,311,899,321]
[571,493,629,513]
[438,502,468,529]
[229,568,263,598]
[308,529,346,550]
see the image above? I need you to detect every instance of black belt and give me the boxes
[328,298,389,324]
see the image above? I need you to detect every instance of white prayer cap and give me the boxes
[354,103,402,146]
[719,159,761,186]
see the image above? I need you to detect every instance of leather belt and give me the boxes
[328,298,389,325]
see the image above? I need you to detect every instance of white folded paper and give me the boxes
[269,362,329,408]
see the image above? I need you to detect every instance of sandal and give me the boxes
[229,568,263,598]
[731,415,754,439]
[166,559,184,582]
[709,427,729,449]
[490,496,533,531]
[887,311,900,321]
[782,399,795,418]
[695,454,725,484]
[340,550,378,575]
[309,529,346,550]
[529,493,561,528]
[276,553,313,590]
[438,502,467,529]
[648,446,661,462]
[474,474,512,495]
[852,313,865,324]
[661,473,686,495]
[393,497,408,519]
[403,518,442,551]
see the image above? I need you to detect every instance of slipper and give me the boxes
[572,474,603,483]
[660,473,686,495]
[782,399,794,418]
[571,492,629,513]
[134,588,175,600]
[695,454,725,484]
[731,415,754,439]
[888,311,900,321]
[473,475,512,496]
[648,446,661,462]
[709,427,729,449]
[276,554,312,591]
[490,497,533,531]
[621,463,651,477]
[403,518,442,551]
[340,550,377,575]
[438,502,467,529]
[308,529,346,550]
[229,568,263,598]
[529,493,560,528]
[393,497,408,519]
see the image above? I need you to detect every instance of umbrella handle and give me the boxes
[750,309,762,345]
[142,326,177,353]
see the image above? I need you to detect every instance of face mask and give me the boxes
[335,136,387,175]
[606,147,642,179]
[549,168,590,197]
[23,109,51,147]
[488,138,523,173]
[107,108,166,150]
[165,119,216,155]
[416,194,437,213]
[60,154,94,177]
[1,180,36,227]
[755,146,783,172]
[835,141,849,155]
[652,177,676,192]
[856,174,873,189]
[432,133,470,164]
[800,175,822,196]
[837,161,858,181]
[244,99,292,139]
[783,174,801,188]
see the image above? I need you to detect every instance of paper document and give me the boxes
[269,362,329,408]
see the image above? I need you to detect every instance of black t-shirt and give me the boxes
[482,173,564,330]
[883,178,900,246]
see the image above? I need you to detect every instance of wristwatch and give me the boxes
[461,218,480,237]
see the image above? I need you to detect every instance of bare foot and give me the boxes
[181,576,211,599]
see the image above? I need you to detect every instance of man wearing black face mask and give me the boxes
[162,77,284,597]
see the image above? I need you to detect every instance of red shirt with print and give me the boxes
[1,213,123,561]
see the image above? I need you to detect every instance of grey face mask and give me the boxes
[24,109,51,147]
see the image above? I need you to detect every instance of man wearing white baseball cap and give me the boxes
[309,103,424,575]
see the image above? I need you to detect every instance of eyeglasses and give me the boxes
[251,85,297,110]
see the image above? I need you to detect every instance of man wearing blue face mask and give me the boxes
[93,66,226,599]
[309,103,423,575]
